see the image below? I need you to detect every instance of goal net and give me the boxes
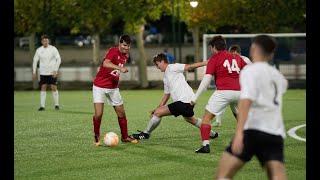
[202,33,306,88]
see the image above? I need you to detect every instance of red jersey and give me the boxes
[206,50,247,90]
[93,47,129,88]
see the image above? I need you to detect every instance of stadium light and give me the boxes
[190,1,198,8]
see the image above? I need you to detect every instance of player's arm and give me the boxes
[52,48,61,77]
[231,98,252,155]
[103,59,128,73]
[158,93,170,107]
[150,93,170,117]
[191,74,212,104]
[32,51,40,79]
[184,60,208,71]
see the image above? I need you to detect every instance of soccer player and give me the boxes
[212,44,253,127]
[92,34,139,146]
[130,53,219,141]
[32,34,61,111]
[215,35,288,180]
[229,44,252,65]
[191,35,248,153]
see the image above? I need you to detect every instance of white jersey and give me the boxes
[163,64,194,103]
[240,61,288,138]
[241,55,252,65]
[33,45,61,75]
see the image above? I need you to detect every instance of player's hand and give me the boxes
[32,73,37,80]
[190,95,197,106]
[149,109,156,118]
[231,132,244,155]
[52,71,58,78]
[120,67,128,73]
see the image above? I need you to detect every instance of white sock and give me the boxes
[144,115,161,134]
[52,90,59,106]
[216,115,222,123]
[202,140,210,146]
[196,118,216,137]
[195,118,202,128]
[40,91,46,108]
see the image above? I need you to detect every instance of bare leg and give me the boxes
[215,151,245,180]
[264,160,287,180]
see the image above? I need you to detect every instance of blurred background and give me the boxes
[14,0,306,90]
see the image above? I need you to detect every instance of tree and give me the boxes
[59,0,116,79]
[115,0,165,88]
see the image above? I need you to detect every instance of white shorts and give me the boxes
[206,90,240,116]
[92,85,123,106]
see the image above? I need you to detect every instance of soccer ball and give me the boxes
[103,132,119,147]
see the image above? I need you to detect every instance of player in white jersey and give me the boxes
[215,35,288,180]
[130,53,218,141]
[229,44,252,65]
[32,34,61,111]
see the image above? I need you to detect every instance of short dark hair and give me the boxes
[208,35,226,51]
[41,34,49,40]
[229,44,241,54]
[152,53,168,64]
[252,35,277,55]
[119,34,132,44]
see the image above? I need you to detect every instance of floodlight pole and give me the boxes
[190,1,198,81]
[171,0,176,60]
[177,0,182,63]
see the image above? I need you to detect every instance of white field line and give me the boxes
[287,124,306,142]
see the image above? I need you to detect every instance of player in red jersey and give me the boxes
[92,34,139,146]
[191,35,248,153]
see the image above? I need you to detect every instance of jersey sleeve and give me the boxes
[53,47,61,71]
[32,49,40,74]
[163,78,169,94]
[205,57,215,75]
[103,48,116,63]
[171,63,185,73]
[239,67,257,101]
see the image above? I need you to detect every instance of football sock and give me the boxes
[144,115,161,134]
[93,116,101,137]
[52,90,59,106]
[200,124,211,146]
[196,118,217,137]
[118,117,128,139]
[216,116,222,123]
[40,91,46,108]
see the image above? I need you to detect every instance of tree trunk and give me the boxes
[29,33,38,90]
[91,33,100,81]
[136,25,149,88]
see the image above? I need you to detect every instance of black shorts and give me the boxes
[168,101,194,117]
[39,75,58,85]
[225,129,284,167]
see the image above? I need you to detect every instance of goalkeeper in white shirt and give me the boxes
[32,34,61,111]
[130,53,218,141]
[215,35,288,180]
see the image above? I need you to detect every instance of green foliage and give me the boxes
[177,0,305,33]
[14,0,47,35]
[116,0,164,33]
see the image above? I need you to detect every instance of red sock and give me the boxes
[200,124,211,141]
[118,117,128,139]
[93,116,101,137]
